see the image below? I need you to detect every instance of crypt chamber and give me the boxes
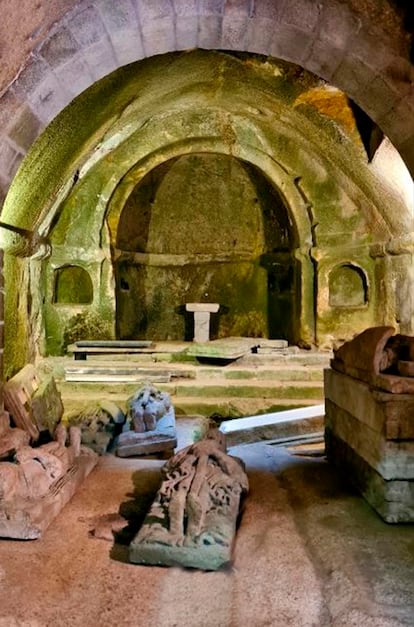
[0,2,414,623]
[0,50,413,375]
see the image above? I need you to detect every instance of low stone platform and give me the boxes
[325,368,414,522]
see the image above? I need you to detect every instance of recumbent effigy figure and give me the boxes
[129,429,249,570]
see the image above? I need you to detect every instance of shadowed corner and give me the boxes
[110,467,163,563]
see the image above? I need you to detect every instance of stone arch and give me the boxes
[0,0,413,212]
[103,136,316,344]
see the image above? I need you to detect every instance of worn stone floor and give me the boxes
[0,442,413,627]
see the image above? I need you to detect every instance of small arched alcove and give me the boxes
[329,263,368,308]
[53,265,93,305]
[114,153,298,342]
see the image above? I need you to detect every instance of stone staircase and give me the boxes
[43,345,331,421]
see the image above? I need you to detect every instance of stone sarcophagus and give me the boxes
[129,430,248,570]
[325,327,414,523]
[0,365,97,539]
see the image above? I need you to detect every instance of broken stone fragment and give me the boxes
[0,428,30,460]
[4,365,64,441]
[117,384,177,457]
[67,402,125,454]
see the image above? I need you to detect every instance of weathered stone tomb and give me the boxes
[325,327,414,523]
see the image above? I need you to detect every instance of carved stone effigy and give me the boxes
[117,385,177,457]
[0,423,97,539]
[325,327,414,522]
[0,365,98,539]
[129,430,249,570]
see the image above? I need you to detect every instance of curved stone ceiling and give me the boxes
[0,0,413,215]
[3,51,409,258]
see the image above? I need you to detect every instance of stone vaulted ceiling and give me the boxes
[0,0,413,217]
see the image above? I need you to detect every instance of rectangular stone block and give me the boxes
[4,366,65,441]
[82,40,118,82]
[137,0,174,23]
[325,399,414,480]
[57,57,94,99]
[221,15,248,49]
[11,56,53,100]
[305,40,344,81]
[332,55,377,105]
[175,15,199,49]
[141,19,175,56]
[281,0,320,31]
[197,15,223,48]
[117,433,177,457]
[172,0,198,17]
[253,0,285,21]
[326,429,414,523]
[96,0,138,31]
[110,30,145,66]
[0,91,25,133]
[223,0,251,17]
[186,303,219,313]
[198,0,224,16]
[0,141,22,181]
[378,94,414,145]
[6,105,42,152]
[39,27,82,68]
[318,2,360,49]
[27,76,70,125]
[246,17,274,55]
[270,25,313,64]
[361,75,401,121]
[324,369,414,440]
[67,6,107,47]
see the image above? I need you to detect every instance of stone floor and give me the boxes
[0,442,413,627]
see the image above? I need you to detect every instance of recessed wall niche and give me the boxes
[329,263,368,308]
[53,265,93,305]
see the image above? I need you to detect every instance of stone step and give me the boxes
[55,348,332,367]
[62,361,326,383]
[58,378,324,400]
[61,391,320,420]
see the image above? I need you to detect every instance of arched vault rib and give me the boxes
[0,0,412,207]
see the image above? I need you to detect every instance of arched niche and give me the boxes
[53,265,93,305]
[329,263,368,308]
[114,153,299,342]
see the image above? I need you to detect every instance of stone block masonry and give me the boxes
[324,368,414,522]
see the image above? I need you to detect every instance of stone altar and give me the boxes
[325,327,414,522]
[185,303,219,343]
[117,384,177,457]
[129,429,249,570]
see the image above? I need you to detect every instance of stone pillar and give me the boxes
[0,249,8,435]
[185,303,219,342]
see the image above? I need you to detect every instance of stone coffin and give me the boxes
[324,368,414,522]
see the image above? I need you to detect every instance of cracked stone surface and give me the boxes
[0,443,412,626]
